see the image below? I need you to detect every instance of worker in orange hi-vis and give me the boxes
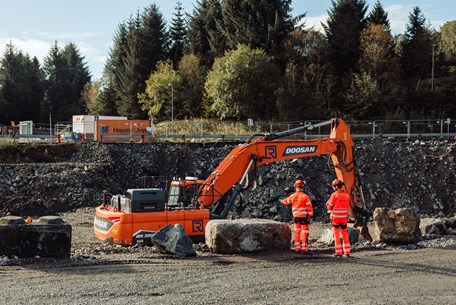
[326,179,351,258]
[282,180,313,254]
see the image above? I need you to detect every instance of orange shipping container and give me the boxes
[96,120,152,142]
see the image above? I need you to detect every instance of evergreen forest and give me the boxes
[1,0,455,125]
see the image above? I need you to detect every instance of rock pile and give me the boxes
[0,139,455,221]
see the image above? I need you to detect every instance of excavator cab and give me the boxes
[168,177,205,209]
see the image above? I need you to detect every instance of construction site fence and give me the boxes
[1,119,455,142]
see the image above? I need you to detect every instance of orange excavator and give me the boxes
[94,118,372,245]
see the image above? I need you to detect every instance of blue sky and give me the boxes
[0,0,453,80]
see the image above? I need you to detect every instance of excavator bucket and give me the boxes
[358,225,373,242]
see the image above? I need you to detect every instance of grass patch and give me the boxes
[0,141,79,163]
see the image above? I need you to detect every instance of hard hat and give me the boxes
[331,179,344,188]
[294,180,305,188]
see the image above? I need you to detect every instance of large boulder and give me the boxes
[373,208,421,243]
[422,217,456,236]
[152,224,196,257]
[205,219,291,254]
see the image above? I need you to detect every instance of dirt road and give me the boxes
[1,209,455,305]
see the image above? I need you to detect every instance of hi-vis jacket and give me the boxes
[326,189,350,225]
[283,191,313,218]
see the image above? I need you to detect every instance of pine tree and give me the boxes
[42,42,91,122]
[366,0,390,32]
[0,42,44,124]
[169,1,187,66]
[116,14,144,118]
[219,0,295,66]
[106,5,167,119]
[61,42,91,115]
[105,21,128,99]
[400,7,433,81]
[42,42,66,121]
[323,0,368,76]
[186,0,225,67]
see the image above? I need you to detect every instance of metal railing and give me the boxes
[1,119,455,142]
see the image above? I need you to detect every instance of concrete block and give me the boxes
[0,216,72,259]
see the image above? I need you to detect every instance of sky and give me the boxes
[0,0,454,81]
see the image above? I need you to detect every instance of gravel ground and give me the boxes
[1,208,455,305]
[1,140,455,304]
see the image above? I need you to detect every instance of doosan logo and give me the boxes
[94,217,111,230]
[283,146,317,156]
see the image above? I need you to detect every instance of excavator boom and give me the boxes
[192,118,371,238]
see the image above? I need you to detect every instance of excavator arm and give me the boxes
[189,118,372,239]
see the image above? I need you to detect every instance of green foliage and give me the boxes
[42,42,91,122]
[220,0,295,68]
[358,24,403,116]
[400,7,433,81]
[0,42,44,124]
[366,0,390,31]
[186,0,224,66]
[323,0,368,76]
[279,29,334,120]
[345,72,381,118]
[205,44,280,120]
[440,21,456,65]
[1,2,454,123]
[107,5,167,119]
[81,81,117,115]
[178,54,207,118]
[138,60,180,121]
[169,1,187,66]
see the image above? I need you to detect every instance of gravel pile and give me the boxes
[0,139,455,220]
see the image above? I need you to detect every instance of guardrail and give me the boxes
[1,118,455,142]
[99,132,456,142]
[1,132,455,143]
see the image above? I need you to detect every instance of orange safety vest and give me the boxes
[326,189,350,225]
[283,191,313,218]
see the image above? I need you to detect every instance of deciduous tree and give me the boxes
[204,44,279,120]
[138,60,180,121]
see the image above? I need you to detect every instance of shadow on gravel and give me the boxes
[342,250,456,277]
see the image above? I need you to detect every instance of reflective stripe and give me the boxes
[332,208,348,219]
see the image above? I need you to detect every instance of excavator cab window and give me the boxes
[167,184,199,208]
[167,185,180,208]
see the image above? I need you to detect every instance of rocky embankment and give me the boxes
[0,139,455,220]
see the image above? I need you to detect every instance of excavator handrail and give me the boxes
[264,119,334,141]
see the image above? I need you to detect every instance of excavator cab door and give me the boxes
[167,183,201,209]
[167,185,182,209]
